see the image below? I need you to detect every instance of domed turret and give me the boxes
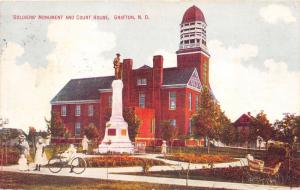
[181,5,206,24]
[179,5,207,52]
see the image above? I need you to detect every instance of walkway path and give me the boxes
[1,154,298,190]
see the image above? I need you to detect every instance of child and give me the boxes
[18,154,29,171]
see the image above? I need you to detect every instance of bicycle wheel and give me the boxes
[71,157,86,174]
[48,156,63,173]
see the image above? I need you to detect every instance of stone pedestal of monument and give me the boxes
[98,80,134,153]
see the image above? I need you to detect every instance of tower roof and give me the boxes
[181,5,206,24]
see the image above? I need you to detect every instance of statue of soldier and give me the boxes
[113,53,122,79]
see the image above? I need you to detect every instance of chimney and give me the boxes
[153,55,163,86]
[122,59,133,107]
[153,55,163,68]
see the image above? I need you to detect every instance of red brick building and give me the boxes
[51,5,212,145]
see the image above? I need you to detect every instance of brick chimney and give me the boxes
[122,59,133,107]
[152,55,163,137]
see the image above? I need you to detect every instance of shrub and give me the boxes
[85,156,166,168]
[165,153,235,164]
[0,147,19,165]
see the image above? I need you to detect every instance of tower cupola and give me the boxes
[179,5,207,52]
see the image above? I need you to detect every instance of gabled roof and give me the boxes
[137,65,151,70]
[163,67,195,85]
[233,113,256,127]
[51,67,198,103]
[51,76,114,103]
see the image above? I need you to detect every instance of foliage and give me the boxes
[0,147,19,165]
[105,107,141,141]
[85,156,166,167]
[45,111,65,138]
[219,113,235,145]
[160,120,179,146]
[274,113,300,146]
[192,87,231,152]
[164,153,235,164]
[84,123,100,141]
[251,111,274,146]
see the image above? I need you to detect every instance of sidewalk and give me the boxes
[1,154,298,190]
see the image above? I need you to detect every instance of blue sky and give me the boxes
[0,1,299,131]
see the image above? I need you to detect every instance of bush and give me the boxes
[86,156,166,168]
[0,147,19,165]
[164,153,235,164]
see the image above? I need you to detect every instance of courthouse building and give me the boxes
[51,5,212,145]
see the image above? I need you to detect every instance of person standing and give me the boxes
[81,135,90,155]
[34,138,46,171]
[161,140,167,156]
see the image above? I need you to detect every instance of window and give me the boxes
[75,122,81,136]
[189,118,193,136]
[189,92,192,111]
[139,93,145,108]
[137,78,147,85]
[169,92,176,110]
[190,39,195,43]
[170,119,176,127]
[88,105,94,116]
[108,95,112,108]
[75,105,81,116]
[195,95,199,111]
[61,105,67,116]
[203,62,207,84]
[151,118,155,134]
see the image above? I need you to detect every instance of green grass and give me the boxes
[0,171,227,190]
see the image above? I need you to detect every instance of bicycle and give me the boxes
[47,153,87,174]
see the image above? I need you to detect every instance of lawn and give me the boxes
[0,171,226,190]
[124,158,300,187]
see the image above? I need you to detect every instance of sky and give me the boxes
[0,0,299,132]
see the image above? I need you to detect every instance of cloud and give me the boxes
[147,49,177,68]
[208,40,300,122]
[259,4,296,24]
[0,21,116,132]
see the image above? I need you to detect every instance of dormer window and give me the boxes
[137,78,147,85]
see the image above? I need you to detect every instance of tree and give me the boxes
[220,121,236,146]
[105,107,141,142]
[251,111,274,148]
[84,123,100,141]
[274,113,300,146]
[160,120,179,149]
[192,86,221,153]
[45,111,65,137]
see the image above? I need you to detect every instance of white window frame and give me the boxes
[75,105,81,116]
[139,93,145,108]
[170,119,176,127]
[61,105,67,116]
[88,105,94,117]
[169,91,176,110]
[137,78,147,85]
[75,122,81,136]
[189,92,192,111]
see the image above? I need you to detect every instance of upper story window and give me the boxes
[169,92,176,110]
[139,93,145,108]
[75,105,81,116]
[203,62,207,84]
[61,105,67,116]
[189,118,193,136]
[189,92,192,111]
[137,78,147,85]
[195,95,199,111]
[75,122,81,136]
[170,119,176,127]
[88,105,94,117]
[151,118,155,134]
[108,95,112,108]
